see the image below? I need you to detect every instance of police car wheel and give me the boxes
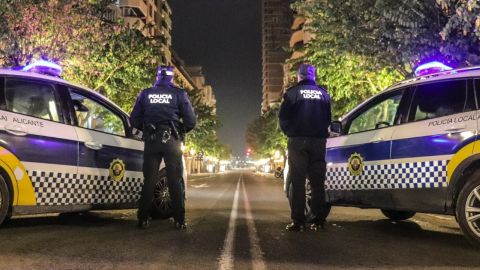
[456,174,480,248]
[381,209,416,221]
[0,175,10,226]
[151,171,173,219]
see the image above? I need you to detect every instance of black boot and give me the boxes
[310,220,326,231]
[175,221,187,230]
[137,218,150,229]
[286,221,306,232]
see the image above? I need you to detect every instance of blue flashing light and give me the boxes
[414,61,453,77]
[22,60,62,77]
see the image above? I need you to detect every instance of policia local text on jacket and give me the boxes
[279,71,332,231]
[130,69,196,229]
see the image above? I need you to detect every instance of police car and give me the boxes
[285,61,480,247]
[0,60,186,225]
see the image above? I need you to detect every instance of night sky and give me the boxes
[169,0,263,156]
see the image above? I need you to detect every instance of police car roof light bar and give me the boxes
[414,61,453,77]
[22,60,63,77]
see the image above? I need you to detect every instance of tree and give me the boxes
[246,106,287,159]
[291,0,480,118]
[293,0,480,72]
[0,0,228,160]
[185,89,230,158]
[64,29,164,112]
[0,0,115,67]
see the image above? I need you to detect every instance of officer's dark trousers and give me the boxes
[138,138,185,223]
[288,137,328,223]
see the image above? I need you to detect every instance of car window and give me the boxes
[4,79,62,122]
[348,92,403,134]
[409,80,468,122]
[70,91,126,136]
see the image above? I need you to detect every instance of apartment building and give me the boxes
[261,0,294,112]
[187,66,217,110]
[115,0,216,109]
[116,0,172,64]
[283,16,314,89]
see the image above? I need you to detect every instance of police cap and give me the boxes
[297,64,316,81]
[157,65,174,77]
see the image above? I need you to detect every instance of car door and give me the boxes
[326,89,407,209]
[0,77,79,206]
[67,87,144,207]
[390,79,477,213]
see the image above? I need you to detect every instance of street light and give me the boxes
[274,150,281,160]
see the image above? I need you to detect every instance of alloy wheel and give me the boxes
[153,177,172,213]
[466,185,480,238]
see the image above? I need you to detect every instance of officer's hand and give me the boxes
[132,128,143,140]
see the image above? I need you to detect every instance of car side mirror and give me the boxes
[330,121,343,135]
[72,100,89,112]
[375,121,390,129]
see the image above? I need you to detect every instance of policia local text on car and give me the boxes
[130,66,196,230]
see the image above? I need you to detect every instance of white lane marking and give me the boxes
[191,183,209,189]
[242,178,266,270]
[189,175,217,182]
[218,176,242,270]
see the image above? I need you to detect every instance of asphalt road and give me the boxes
[1,171,480,270]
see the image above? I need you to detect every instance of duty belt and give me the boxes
[144,122,180,143]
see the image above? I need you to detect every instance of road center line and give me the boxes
[218,175,242,270]
[242,177,266,270]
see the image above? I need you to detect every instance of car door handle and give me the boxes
[369,138,384,143]
[85,141,103,150]
[445,126,467,132]
[5,125,28,136]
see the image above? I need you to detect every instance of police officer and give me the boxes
[279,64,332,232]
[130,66,196,230]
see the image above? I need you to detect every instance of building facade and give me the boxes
[116,0,173,64]
[283,16,314,90]
[261,0,294,112]
[115,0,216,110]
[187,66,217,110]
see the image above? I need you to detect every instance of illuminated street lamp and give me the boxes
[274,150,281,159]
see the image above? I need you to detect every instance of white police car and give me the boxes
[0,60,186,224]
[285,62,480,247]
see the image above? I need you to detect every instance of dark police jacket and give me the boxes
[130,81,196,133]
[279,79,332,138]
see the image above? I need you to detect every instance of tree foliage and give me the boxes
[290,0,480,118]
[0,0,228,159]
[186,89,231,159]
[246,107,287,159]
[249,0,480,156]
[293,0,480,72]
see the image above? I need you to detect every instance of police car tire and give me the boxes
[456,174,480,248]
[381,209,416,221]
[0,175,10,226]
[150,170,174,219]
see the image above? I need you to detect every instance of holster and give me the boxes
[143,123,175,143]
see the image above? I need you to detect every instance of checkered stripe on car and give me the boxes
[28,171,143,206]
[325,160,448,191]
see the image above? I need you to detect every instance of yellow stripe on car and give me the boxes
[447,141,479,182]
[0,146,36,206]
